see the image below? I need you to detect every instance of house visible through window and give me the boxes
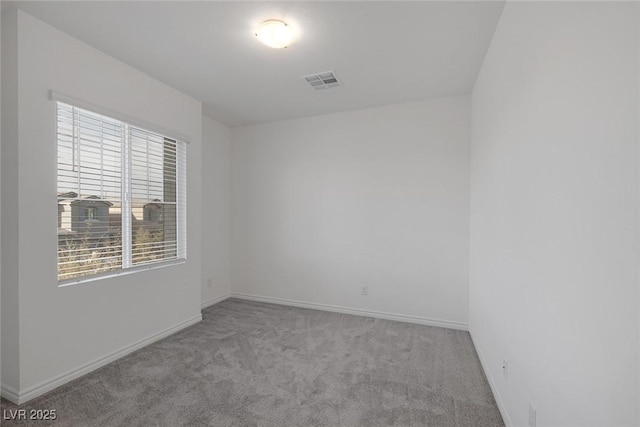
[56,102,187,283]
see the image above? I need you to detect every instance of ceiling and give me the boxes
[7,1,505,127]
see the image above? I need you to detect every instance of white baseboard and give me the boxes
[469,330,512,427]
[1,314,202,405]
[230,292,468,331]
[201,292,232,309]
[0,383,20,404]
[2,294,467,405]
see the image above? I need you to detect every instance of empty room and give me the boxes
[0,1,639,426]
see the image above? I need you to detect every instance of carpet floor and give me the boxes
[1,299,504,426]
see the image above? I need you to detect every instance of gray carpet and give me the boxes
[1,299,504,426]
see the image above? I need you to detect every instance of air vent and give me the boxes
[303,71,341,90]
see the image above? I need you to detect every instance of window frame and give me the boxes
[54,92,188,286]
[84,207,98,220]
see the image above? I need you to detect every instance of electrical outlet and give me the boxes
[207,278,213,288]
[528,403,536,427]
[361,286,369,296]
[502,358,508,379]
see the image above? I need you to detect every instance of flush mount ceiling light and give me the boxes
[254,20,292,49]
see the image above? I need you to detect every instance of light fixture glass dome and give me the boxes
[255,20,292,49]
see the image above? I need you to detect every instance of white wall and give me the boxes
[201,116,231,306]
[638,4,640,420]
[470,2,639,426]
[0,2,4,395]
[1,11,203,402]
[1,7,18,396]
[231,96,470,327]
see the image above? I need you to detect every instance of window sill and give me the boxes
[58,259,186,288]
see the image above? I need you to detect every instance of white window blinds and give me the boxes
[56,101,187,283]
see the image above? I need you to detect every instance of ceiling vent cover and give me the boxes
[303,71,341,90]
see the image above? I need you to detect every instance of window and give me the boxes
[56,102,187,283]
[85,207,97,220]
